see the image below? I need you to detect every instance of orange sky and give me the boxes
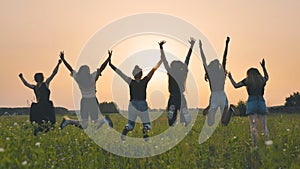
[0,1,299,109]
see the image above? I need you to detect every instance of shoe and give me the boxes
[60,116,69,129]
[143,126,150,142]
[121,126,130,141]
[104,115,113,128]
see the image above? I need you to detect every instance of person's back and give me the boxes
[168,61,188,95]
[206,60,225,92]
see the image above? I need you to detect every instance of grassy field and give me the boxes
[0,112,299,169]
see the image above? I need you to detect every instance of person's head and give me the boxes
[132,65,142,80]
[208,59,220,70]
[169,60,188,85]
[78,65,90,76]
[34,73,44,83]
[246,67,264,87]
[76,65,93,89]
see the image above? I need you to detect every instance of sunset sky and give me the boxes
[1,1,299,110]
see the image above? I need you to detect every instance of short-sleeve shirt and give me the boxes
[241,78,266,96]
[129,77,151,101]
[72,70,98,98]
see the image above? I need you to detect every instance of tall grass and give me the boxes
[0,112,299,168]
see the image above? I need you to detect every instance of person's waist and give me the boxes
[248,95,264,101]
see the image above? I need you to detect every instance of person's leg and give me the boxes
[60,115,83,129]
[121,102,137,140]
[258,114,272,145]
[180,95,191,126]
[248,114,258,148]
[137,101,151,141]
[167,95,179,126]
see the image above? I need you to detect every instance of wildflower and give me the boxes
[0,148,4,152]
[35,142,41,147]
[6,137,10,141]
[13,122,18,126]
[286,128,290,132]
[22,161,27,166]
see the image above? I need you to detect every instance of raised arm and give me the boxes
[199,40,208,71]
[228,72,244,88]
[19,73,35,89]
[184,37,196,66]
[159,40,171,73]
[95,50,112,81]
[59,51,74,73]
[45,59,62,85]
[109,58,131,84]
[222,37,230,71]
[260,59,269,82]
[146,59,162,80]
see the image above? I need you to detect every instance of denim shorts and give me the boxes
[246,96,267,115]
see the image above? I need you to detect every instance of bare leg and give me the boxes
[248,114,258,148]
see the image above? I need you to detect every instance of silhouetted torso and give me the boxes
[34,83,50,102]
[242,79,266,96]
[129,77,150,101]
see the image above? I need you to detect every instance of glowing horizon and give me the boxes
[1,1,299,109]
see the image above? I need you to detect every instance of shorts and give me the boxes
[246,96,267,115]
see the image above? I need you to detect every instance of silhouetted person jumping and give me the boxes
[19,58,62,136]
[160,38,195,127]
[109,50,162,141]
[201,37,236,126]
[59,51,113,130]
[228,59,272,149]
[199,38,229,126]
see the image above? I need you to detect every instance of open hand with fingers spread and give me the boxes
[189,37,196,46]
[260,59,265,68]
[158,40,166,49]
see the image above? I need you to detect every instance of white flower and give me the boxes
[13,122,18,126]
[6,137,10,141]
[35,142,41,147]
[0,148,4,152]
[286,128,290,132]
[22,161,27,166]
[265,140,273,146]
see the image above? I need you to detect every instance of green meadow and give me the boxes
[0,112,299,169]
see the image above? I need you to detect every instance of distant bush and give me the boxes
[285,92,300,107]
[99,102,119,114]
[236,100,247,116]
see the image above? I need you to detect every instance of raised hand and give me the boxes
[59,51,65,60]
[19,73,23,78]
[226,37,230,44]
[260,59,265,68]
[108,50,113,60]
[158,40,166,48]
[199,40,203,48]
[189,37,196,46]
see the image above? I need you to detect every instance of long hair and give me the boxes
[76,65,94,89]
[246,68,265,90]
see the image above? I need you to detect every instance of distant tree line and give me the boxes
[0,102,119,116]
